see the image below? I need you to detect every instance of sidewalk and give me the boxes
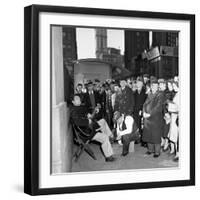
[71,142,178,172]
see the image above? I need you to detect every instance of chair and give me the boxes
[71,122,97,162]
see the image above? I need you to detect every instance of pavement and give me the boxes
[71,142,178,172]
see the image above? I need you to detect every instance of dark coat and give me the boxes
[70,105,100,140]
[142,91,164,144]
[84,91,101,110]
[115,86,134,115]
[133,88,147,128]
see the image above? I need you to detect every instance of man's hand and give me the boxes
[116,133,121,140]
[96,127,103,132]
[87,113,92,119]
[88,119,92,124]
[143,112,150,118]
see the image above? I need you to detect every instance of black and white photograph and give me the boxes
[24,5,195,195]
[51,25,180,173]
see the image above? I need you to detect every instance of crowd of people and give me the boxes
[70,74,179,163]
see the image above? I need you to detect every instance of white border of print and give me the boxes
[39,12,190,188]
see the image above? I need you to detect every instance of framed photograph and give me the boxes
[24,4,195,195]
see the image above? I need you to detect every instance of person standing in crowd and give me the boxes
[142,77,164,158]
[75,83,86,105]
[116,79,134,115]
[70,95,116,162]
[104,83,114,128]
[168,81,179,162]
[166,79,176,101]
[131,80,138,93]
[133,77,147,145]
[143,74,150,85]
[114,111,140,156]
[158,79,170,150]
[85,81,101,113]
[161,79,176,152]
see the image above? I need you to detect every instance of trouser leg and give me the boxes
[98,118,112,137]
[163,138,169,150]
[92,132,113,158]
[122,133,138,154]
[170,142,175,154]
[122,135,130,154]
[147,143,154,153]
[154,143,161,155]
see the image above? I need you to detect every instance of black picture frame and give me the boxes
[24,4,195,196]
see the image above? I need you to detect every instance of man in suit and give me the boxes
[133,77,147,145]
[85,81,101,113]
[70,95,116,162]
[133,77,147,131]
[142,78,164,158]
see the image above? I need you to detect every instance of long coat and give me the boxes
[142,91,164,144]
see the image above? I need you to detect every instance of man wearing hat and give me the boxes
[85,81,101,113]
[142,77,165,158]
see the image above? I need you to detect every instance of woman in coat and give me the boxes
[168,81,179,162]
[142,78,164,158]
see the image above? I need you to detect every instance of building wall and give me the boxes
[62,27,77,104]
[96,28,107,58]
[51,26,73,174]
[124,30,149,70]
[152,32,178,47]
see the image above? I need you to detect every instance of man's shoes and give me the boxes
[121,152,129,157]
[109,137,115,144]
[145,151,152,155]
[105,156,116,162]
[173,156,179,162]
[141,142,147,147]
[153,154,160,158]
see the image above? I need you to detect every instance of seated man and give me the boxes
[114,112,141,156]
[70,95,116,162]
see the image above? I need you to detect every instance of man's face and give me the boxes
[172,83,178,92]
[143,77,149,83]
[72,96,81,106]
[88,84,93,91]
[151,83,159,94]
[159,82,166,91]
[137,81,143,90]
[77,85,82,92]
[120,80,126,88]
[168,82,173,91]
[114,85,119,92]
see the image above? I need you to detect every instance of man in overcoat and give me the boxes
[116,79,134,115]
[142,78,164,158]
